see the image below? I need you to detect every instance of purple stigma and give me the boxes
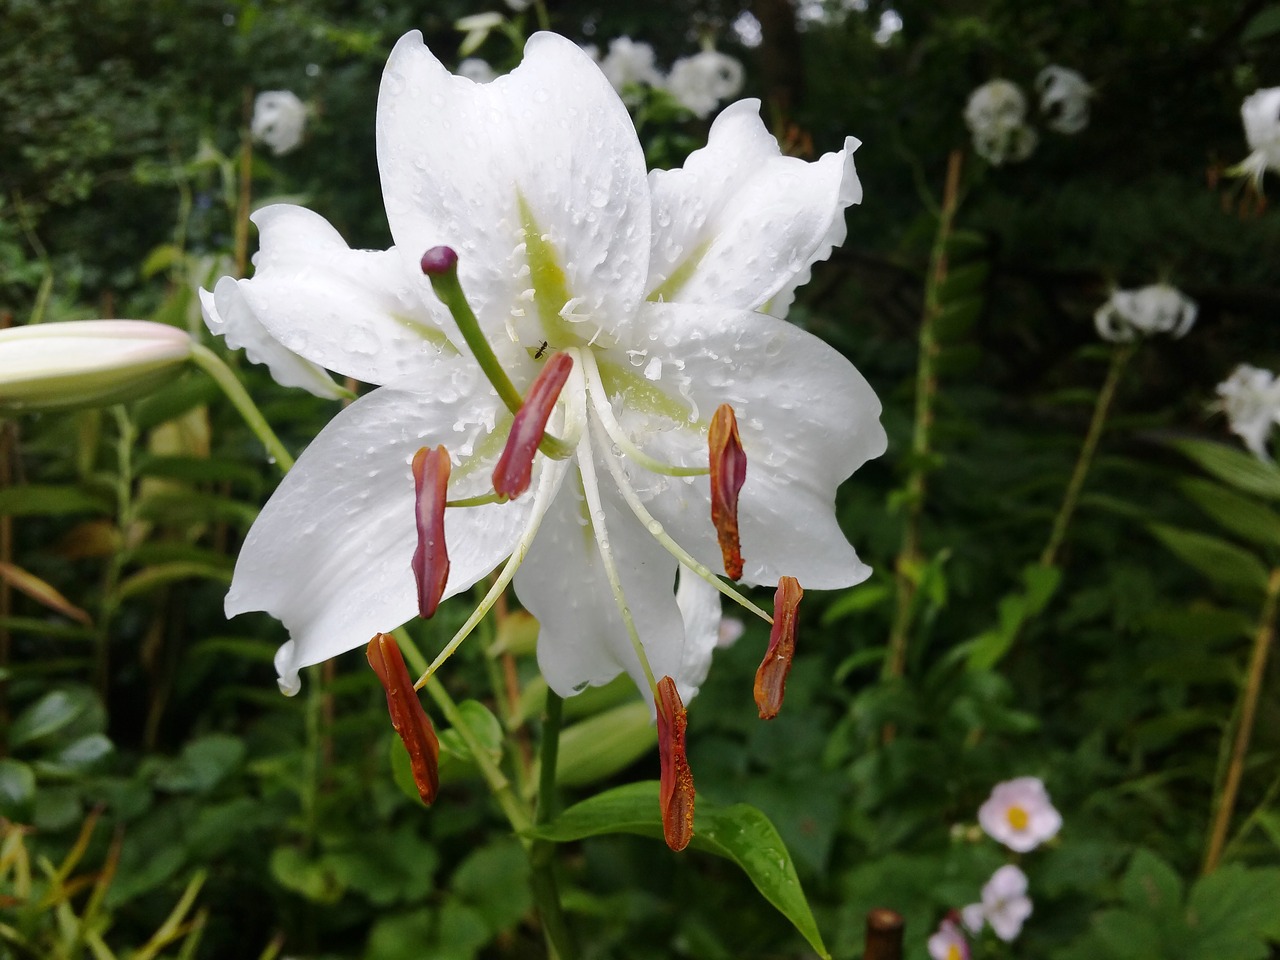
[420,246,459,276]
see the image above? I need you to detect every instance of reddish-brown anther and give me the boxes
[708,403,747,580]
[754,576,803,720]
[492,351,573,499]
[366,632,440,804]
[656,676,695,852]
[412,445,451,619]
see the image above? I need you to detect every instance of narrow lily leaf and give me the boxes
[1148,523,1269,598]
[0,484,111,517]
[529,781,831,959]
[1170,438,1280,500]
[115,562,233,601]
[1178,477,1280,549]
[0,562,92,625]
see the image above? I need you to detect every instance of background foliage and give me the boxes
[2,0,1279,957]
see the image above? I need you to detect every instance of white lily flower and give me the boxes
[251,91,307,156]
[1093,283,1197,343]
[1235,87,1280,188]
[666,50,745,120]
[456,57,497,84]
[962,864,1033,942]
[205,31,883,707]
[964,80,1037,165]
[978,776,1062,852]
[927,918,970,960]
[1215,364,1280,460]
[1035,66,1091,134]
[600,37,664,101]
[0,320,192,412]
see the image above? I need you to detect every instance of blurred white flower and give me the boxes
[600,37,663,100]
[1036,66,1091,134]
[1093,283,1197,343]
[579,43,600,62]
[0,320,192,412]
[978,776,1062,852]
[457,57,497,83]
[251,91,307,156]
[962,864,1033,942]
[927,918,970,960]
[717,616,745,648]
[505,0,531,10]
[455,12,504,57]
[1215,364,1280,460]
[964,80,1037,165]
[666,50,745,119]
[1236,87,1280,188]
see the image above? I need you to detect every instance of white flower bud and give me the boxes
[251,90,308,156]
[964,80,1037,165]
[1237,87,1280,187]
[1035,66,1091,134]
[1094,284,1197,343]
[0,320,193,412]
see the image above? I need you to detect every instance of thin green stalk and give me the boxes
[884,149,963,683]
[95,406,137,696]
[533,0,552,31]
[530,690,578,960]
[1203,566,1280,874]
[1038,343,1135,570]
[189,344,293,473]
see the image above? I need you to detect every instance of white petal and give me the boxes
[231,204,452,385]
[960,902,986,934]
[227,363,528,695]
[201,278,344,399]
[990,894,1032,942]
[674,565,722,703]
[646,100,860,313]
[612,302,885,589]
[514,468,685,705]
[376,31,651,349]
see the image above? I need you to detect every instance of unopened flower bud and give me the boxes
[0,320,193,413]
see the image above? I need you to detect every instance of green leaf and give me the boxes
[1121,849,1183,918]
[438,700,504,779]
[966,564,1061,670]
[531,782,831,958]
[115,561,233,601]
[451,839,531,935]
[0,758,36,816]
[135,490,260,528]
[1243,5,1280,42]
[153,734,245,793]
[1179,477,1280,550]
[9,687,97,747]
[1171,439,1280,501]
[270,846,344,904]
[1148,523,1269,597]
[0,483,111,517]
[1187,864,1280,955]
[38,732,114,774]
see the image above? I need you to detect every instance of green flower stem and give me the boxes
[392,627,533,837]
[190,344,294,474]
[426,265,572,460]
[1203,565,1280,874]
[1038,343,1135,570]
[884,149,963,684]
[530,690,578,960]
[396,628,579,960]
[533,0,551,32]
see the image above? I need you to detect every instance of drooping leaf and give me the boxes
[530,781,831,958]
[1178,477,1280,550]
[1171,439,1280,501]
[1148,523,1270,598]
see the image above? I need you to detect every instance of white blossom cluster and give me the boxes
[1094,284,1197,343]
[1215,364,1280,460]
[590,37,745,118]
[963,66,1091,165]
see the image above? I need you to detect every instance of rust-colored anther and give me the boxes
[492,351,573,499]
[366,633,440,804]
[412,445,451,619]
[656,676,695,852]
[754,576,803,720]
[708,403,747,580]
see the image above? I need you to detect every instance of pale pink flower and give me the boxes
[978,776,1062,852]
